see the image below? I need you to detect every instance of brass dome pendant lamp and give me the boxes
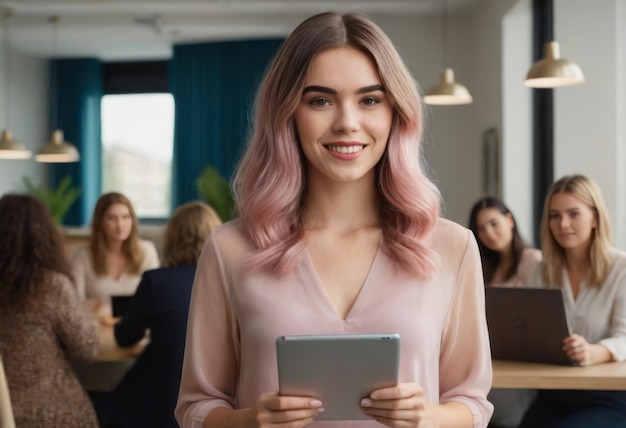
[35,16,80,163]
[424,0,472,105]
[525,40,585,88]
[0,8,32,159]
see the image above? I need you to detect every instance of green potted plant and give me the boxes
[22,175,82,224]
[196,166,237,222]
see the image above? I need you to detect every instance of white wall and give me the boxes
[0,46,48,196]
[501,0,534,243]
[554,0,626,249]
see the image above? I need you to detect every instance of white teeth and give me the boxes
[326,145,364,154]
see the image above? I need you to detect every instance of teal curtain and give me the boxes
[170,38,283,207]
[48,58,103,226]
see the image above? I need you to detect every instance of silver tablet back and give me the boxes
[276,333,400,421]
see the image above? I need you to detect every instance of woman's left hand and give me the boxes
[563,333,591,365]
[361,382,434,427]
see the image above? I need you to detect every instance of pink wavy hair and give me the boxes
[233,12,441,277]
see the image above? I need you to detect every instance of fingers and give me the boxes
[256,392,324,427]
[360,383,426,426]
[563,334,589,363]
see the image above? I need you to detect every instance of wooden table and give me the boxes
[492,359,626,390]
[96,323,148,362]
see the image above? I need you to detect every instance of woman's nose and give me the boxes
[333,105,360,133]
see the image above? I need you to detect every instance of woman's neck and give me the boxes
[564,247,591,275]
[303,175,379,234]
[106,239,125,254]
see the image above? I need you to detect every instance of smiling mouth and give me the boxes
[325,145,364,154]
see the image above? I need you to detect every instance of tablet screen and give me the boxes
[276,333,400,421]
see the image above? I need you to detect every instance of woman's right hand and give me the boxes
[255,391,324,427]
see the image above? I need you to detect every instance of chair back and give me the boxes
[0,355,16,428]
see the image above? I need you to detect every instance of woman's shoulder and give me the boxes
[431,217,471,245]
[429,217,473,260]
[521,247,542,263]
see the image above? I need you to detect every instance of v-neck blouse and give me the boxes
[528,248,626,361]
[176,218,493,428]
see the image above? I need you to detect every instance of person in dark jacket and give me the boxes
[92,201,222,427]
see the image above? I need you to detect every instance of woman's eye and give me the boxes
[361,97,380,106]
[310,98,330,107]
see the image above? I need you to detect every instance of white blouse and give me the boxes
[72,239,160,308]
[528,248,626,361]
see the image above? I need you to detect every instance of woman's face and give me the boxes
[548,192,597,252]
[100,202,133,244]
[293,46,393,185]
[475,207,515,253]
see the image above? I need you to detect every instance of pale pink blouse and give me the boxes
[175,218,493,428]
[488,247,542,288]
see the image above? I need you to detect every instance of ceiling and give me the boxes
[1,0,480,61]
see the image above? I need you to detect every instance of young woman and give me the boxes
[176,12,493,428]
[469,196,541,288]
[519,175,626,427]
[92,201,222,427]
[72,192,160,320]
[0,194,99,427]
[469,196,542,428]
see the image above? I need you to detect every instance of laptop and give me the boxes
[111,295,133,318]
[485,288,576,365]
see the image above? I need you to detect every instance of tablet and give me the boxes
[276,333,400,421]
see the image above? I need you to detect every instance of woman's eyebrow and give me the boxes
[302,84,385,95]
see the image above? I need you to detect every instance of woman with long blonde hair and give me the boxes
[520,174,626,427]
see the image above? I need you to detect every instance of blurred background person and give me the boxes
[91,201,222,427]
[72,191,160,322]
[519,175,626,428]
[469,196,541,288]
[0,193,99,427]
[468,196,541,428]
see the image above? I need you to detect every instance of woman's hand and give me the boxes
[255,392,324,427]
[360,383,434,428]
[563,334,615,366]
[563,333,591,365]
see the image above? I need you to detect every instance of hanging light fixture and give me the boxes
[424,0,472,105]
[524,41,585,88]
[36,15,79,163]
[0,7,32,159]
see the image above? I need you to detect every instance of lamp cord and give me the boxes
[49,15,59,130]
[3,9,11,129]
[442,0,448,69]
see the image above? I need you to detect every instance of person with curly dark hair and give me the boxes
[0,193,99,427]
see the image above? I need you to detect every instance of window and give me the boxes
[101,93,175,219]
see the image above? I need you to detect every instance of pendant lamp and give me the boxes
[525,41,585,88]
[0,8,32,159]
[35,129,79,162]
[424,0,472,105]
[36,16,80,163]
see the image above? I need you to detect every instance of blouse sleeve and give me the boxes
[52,274,98,363]
[439,230,494,428]
[175,232,239,428]
[598,254,626,360]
